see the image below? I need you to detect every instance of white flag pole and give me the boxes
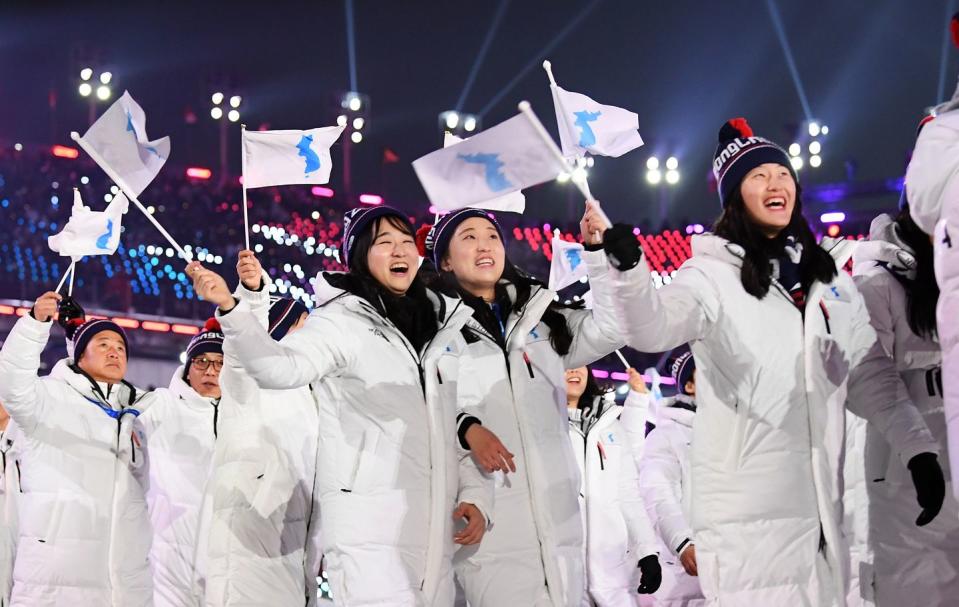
[70,132,192,262]
[517,101,612,229]
[614,348,630,370]
[240,124,251,251]
[55,261,74,294]
[68,260,76,296]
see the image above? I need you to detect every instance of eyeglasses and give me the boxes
[192,357,224,371]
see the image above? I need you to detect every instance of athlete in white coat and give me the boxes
[0,404,18,607]
[0,293,154,606]
[191,206,492,607]
[606,118,944,606]
[420,204,634,606]
[138,320,224,607]
[566,366,661,606]
[906,20,959,496]
[847,209,959,606]
[205,251,321,607]
[638,352,704,607]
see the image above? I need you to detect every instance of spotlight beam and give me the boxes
[345,0,358,92]
[764,0,813,121]
[456,0,511,112]
[478,0,603,118]
[937,0,956,103]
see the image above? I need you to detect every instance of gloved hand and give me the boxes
[56,295,86,338]
[637,554,662,594]
[908,452,945,526]
[602,223,642,271]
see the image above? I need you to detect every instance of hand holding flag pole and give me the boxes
[71,131,191,261]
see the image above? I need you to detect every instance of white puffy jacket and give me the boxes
[138,368,219,607]
[620,390,654,472]
[217,275,491,606]
[638,397,705,607]
[569,397,659,607]
[848,214,959,606]
[451,249,625,607]
[0,422,20,607]
[906,108,959,499]
[611,233,937,606]
[205,283,322,607]
[0,314,154,606]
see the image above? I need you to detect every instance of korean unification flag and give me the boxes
[79,91,170,196]
[242,126,345,189]
[436,132,526,213]
[413,113,559,210]
[48,189,129,260]
[550,85,643,159]
[548,235,588,291]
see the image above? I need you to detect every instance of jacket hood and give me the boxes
[49,358,144,409]
[657,395,696,428]
[852,213,917,281]
[692,232,857,270]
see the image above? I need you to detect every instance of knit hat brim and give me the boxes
[424,208,504,268]
[341,206,410,266]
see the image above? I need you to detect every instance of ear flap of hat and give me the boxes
[718,117,754,144]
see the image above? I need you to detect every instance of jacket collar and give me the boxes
[168,366,219,411]
[852,213,917,281]
[658,396,696,427]
[50,358,141,410]
[692,232,856,276]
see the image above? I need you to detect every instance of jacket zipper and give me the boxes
[523,351,535,379]
[212,401,220,439]
[819,301,831,334]
[14,460,22,493]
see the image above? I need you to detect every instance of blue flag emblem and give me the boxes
[564,248,582,271]
[296,135,322,176]
[457,152,513,192]
[573,110,601,147]
[126,111,161,157]
[96,219,114,251]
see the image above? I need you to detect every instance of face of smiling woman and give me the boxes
[440,217,506,302]
[565,366,589,405]
[739,162,797,238]
[365,216,420,296]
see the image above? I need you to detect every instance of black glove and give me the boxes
[602,223,642,271]
[637,554,662,594]
[56,295,86,339]
[908,452,945,526]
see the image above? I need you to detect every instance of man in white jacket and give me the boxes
[0,292,153,606]
[638,352,705,607]
[0,403,18,607]
[138,319,224,607]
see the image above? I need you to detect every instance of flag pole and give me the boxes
[614,348,630,370]
[517,101,612,229]
[542,60,557,86]
[68,260,76,296]
[70,131,192,261]
[240,124,251,251]
[55,261,74,294]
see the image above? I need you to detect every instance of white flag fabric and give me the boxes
[413,113,559,210]
[242,126,345,189]
[48,189,129,260]
[437,133,526,213]
[548,236,588,291]
[550,84,643,159]
[79,91,170,196]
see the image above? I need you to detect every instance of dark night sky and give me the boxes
[1,1,954,227]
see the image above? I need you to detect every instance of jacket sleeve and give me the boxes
[846,280,938,465]
[639,426,693,556]
[616,420,659,560]
[217,300,352,391]
[610,255,720,354]
[220,281,273,405]
[234,276,271,330]
[456,452,494,528]
[560,250,628,369]
[620,390,651,469]
[905,112,959,235]
[0,315,55,436]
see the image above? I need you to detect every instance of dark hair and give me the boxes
[577,365,607,407]
[713,186,838,299]
[895,206,939,339]
[434,257,575,356]
[327,215,439,352]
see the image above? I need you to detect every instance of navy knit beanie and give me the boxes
[341,206,411,267]
[670,351,696,395]
[713,117,796,207]
[183,318,224,378]
[420,208,504,268]
[268,297,309,340]
[71,318,130,361]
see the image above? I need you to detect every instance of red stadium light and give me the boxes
[111,317,140,329]
[171,324,200,336]
[186,167,212,180]
[16,308,30,317]
[0,305,15,315]
[141,320,171,332]
[358,194,383,205]
[51,145,79,159]
[311,186,335,198]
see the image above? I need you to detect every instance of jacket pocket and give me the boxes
[342,428,381,494]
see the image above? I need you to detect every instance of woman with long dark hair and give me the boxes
[190,206,493,607]
[607,118,945,606]
[846,204,959,606]
[421,203,655,606]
